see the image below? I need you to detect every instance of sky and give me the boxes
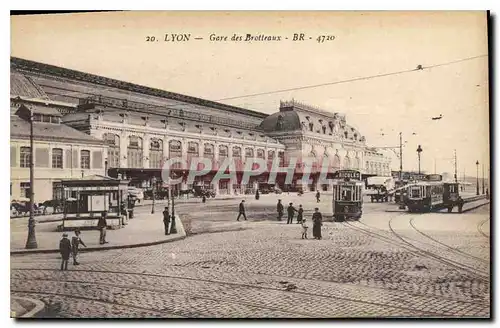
[10,11,490,178]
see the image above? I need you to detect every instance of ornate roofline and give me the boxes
[11,57,268,120]
[279,99,345,120]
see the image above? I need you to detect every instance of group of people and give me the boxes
[59,211,109,270]
[235,197,324,240]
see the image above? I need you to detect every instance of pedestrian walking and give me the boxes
[312,207,323,240]
[287,203,297,224]
[163,206,171,235]
[255,189,260,200]
[237,200,247,221]
[59,233,71,271]
[98,211,108,245]
[316,190,321,203]
[301,218,309,239]
[296,205,304,224]
[277,199,284,221]
[202,195,206,203]
[71,229,87,265]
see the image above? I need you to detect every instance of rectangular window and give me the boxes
[20,147,31,168]
[42,115,51,123]
[20,182,31,198]
[33,114,42,122]
[80,150,90,169]
[52,148,63,168]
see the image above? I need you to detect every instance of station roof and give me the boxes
[10,115,105,145]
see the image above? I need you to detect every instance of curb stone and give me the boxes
[11,297,45,318]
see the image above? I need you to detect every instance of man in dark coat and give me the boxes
[277,200,284,221]
[287,203,297,224]
[59,233,72,271]
[255,189,260,200]
[237,200,247,221]
[296,205,304,224]
[163,206,171,235]
[316,190,321,203]
[71,229,87,265]
[98,211,108,245]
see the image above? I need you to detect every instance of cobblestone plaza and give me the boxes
[11,195,490,318]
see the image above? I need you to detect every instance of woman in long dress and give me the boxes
[312,208,323,240]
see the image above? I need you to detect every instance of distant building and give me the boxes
[364,147,392,177]
[10,97,107,203]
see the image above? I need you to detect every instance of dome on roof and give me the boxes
[259,111,301,133]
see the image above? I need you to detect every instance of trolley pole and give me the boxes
[25,107,37,249]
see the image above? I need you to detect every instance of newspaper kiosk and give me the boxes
[59,175,130,231]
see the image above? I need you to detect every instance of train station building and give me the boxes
[10,57,392,200]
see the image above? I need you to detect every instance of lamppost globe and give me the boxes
[416,145,423,175]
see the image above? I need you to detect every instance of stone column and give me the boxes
[120,132,128,168]
[213,142,220,196]
[228,145,234,196]
[142,135,150,169]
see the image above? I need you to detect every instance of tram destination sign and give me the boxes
[333,170,361,180]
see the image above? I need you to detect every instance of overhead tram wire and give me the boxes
[214,54,489,102]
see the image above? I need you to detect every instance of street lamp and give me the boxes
[151,176,156,214]
[416,145,423,175]
[476,160,480,196]
[25,106,37,249]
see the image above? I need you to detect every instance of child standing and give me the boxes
[301,218,309,239]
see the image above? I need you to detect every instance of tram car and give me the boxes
[404,175,462,213]
[443,182,463,212]
[332,170,364,222]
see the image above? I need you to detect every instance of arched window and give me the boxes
[322,126,326,134]
[188,142,199,154]
[232,146,241,158]
[257,149,265,159]
[332,154,341,170]
[343,156,351,169]
[245,148,254,158]
[169,140,182,169]
[149,138,163,169]
[103,133,120,168]
[204,144,214,156]
[219,145,229,158]
[127,136,143,168]
[81,150,91,169]
[309,122,314,132]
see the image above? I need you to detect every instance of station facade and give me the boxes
[10,57,392,199]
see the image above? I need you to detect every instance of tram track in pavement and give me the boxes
[408,218,489,265]
[10,267,470,317]
[477,218,490,239]
[342,214,489,284]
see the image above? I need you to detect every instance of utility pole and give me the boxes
[399,132,403,183]
[476,160,480,196]
[482,162,485,195]
[454,149,458,183]
[25,106,37,249]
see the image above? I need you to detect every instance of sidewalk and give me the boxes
[11,211,186,255]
